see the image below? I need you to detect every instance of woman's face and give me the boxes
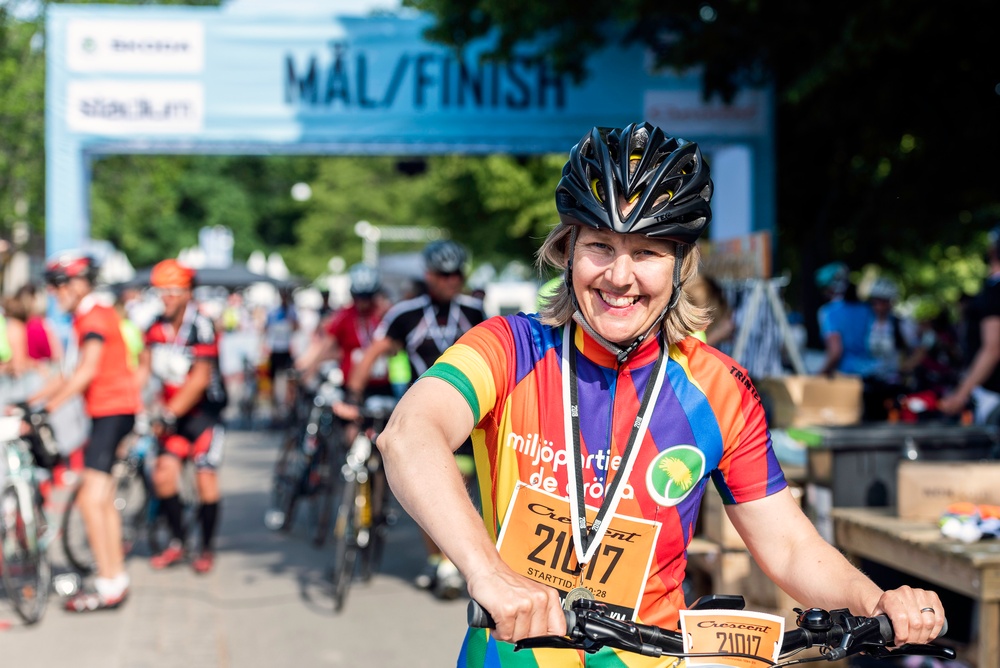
[571,227,677,346]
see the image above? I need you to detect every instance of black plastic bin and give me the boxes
[804,423,1000,541]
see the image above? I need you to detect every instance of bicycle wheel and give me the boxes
[0,483,51,624]
[60,485,93,574]
[359,472,389,583]
[311,424,346,547]
[116,464,151,556]
[329,477,360,612]
[267,432,308,532]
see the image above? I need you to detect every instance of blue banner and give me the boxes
[46,5,774,254]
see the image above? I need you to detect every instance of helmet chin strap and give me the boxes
[565,228,686,365]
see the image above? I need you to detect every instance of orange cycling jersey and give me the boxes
[73,296,141,418]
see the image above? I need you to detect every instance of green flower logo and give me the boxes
[82,37,97,53]
[646,445,705,507]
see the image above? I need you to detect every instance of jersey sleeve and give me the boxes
[420,317,514,426]
[76,308,114,344]
[689,343,786,504]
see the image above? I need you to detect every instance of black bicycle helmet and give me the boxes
[44,251,99,286]
[423,240,467,274]
[348,263,381,297]
[555,122,713,243]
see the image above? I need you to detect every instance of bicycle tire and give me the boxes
[311,446,336,546]
[359,475,389,583]
[0,483,51,624]
[270,431,309,532]
[329,477,360,612]
[311,423,347,547]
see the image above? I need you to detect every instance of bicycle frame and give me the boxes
[0,414,53,624]
[0,417,50,554]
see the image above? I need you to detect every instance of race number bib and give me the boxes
[680,609,785,667]
[496,484,660,620]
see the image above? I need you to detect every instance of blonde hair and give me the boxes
[535,224,709,345]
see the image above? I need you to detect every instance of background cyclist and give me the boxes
[295,262,390,396]
[30,252,139,612]
[374,123,945,665]
[137,259,228,574]
[344,239,485,599]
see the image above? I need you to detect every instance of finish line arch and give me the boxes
[46,5,774,257]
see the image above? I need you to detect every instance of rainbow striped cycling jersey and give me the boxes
[424,314,787,668]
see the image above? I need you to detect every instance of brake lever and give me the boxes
[515,635,588,652]
[892,644,957,660]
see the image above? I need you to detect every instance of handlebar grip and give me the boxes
[468,600,495,629]
[876,613,950,643]
[467,600,575,633]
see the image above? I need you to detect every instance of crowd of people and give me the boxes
[813,259,972,423]
[0,120,972,662]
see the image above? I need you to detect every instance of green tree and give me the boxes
[90,154,319,268]
[289,155,562,279]
[0,4,45,249]
[405,0,1000,320]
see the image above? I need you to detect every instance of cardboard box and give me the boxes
[687,548,751,597]
[897,461,1000,521]
[757,375,862,428]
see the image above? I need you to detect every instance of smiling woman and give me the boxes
[374,122,947,668]
[570,228,677,346]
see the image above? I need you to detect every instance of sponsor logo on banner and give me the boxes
[645,445,705,507]
[67,81,204,135]
[67,20,204,73]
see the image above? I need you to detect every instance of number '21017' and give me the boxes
[526,524,623,584]
[717,632,762,656]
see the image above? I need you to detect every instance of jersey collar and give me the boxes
[570,321,663,369]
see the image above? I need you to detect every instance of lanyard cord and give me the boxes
[562,322,668,566]
[421,300,460,354]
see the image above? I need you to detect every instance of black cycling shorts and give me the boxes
[85,414,136,474]
[268,351,294,380]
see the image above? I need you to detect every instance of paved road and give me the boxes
[0,428,469,667]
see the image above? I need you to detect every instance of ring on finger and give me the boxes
[919,607,935,614]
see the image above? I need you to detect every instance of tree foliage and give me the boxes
[89,154,563,278]
[0,4,45,248]
[405,0,1000,319]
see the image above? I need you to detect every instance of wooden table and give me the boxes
[832,508,1000,667]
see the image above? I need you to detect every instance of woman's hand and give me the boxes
[870,585,944,645]
[465,565,566,643]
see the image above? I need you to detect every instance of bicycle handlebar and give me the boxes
[468,598,954,665]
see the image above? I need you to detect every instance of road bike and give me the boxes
[468,594,955,665]
[60,427,156,575]
[328,394,397,613]
[266,362,347,546]
[0,410,57,624]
